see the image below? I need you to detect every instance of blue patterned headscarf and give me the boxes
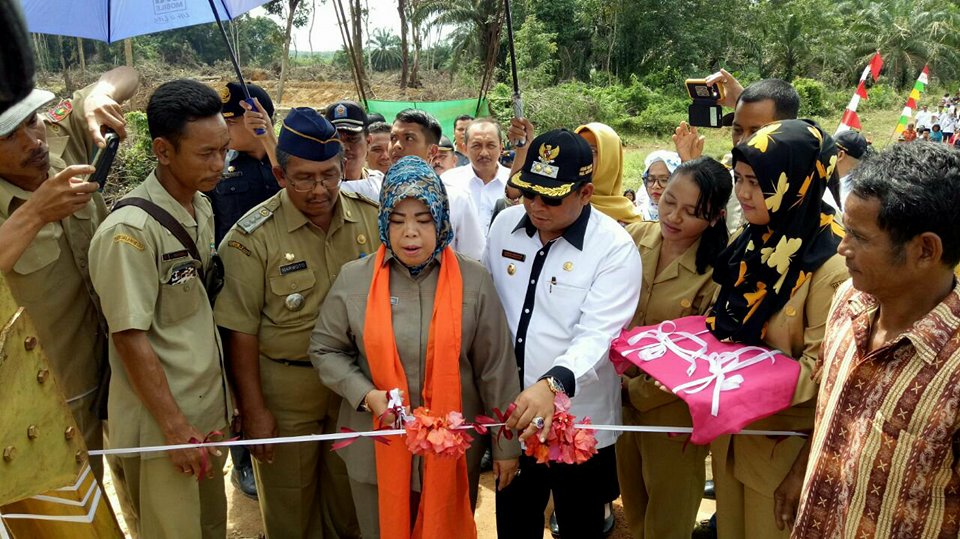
[379,156,454,275]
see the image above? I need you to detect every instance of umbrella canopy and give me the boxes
[20,0,267,43]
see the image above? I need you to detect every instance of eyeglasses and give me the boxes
[518,188,569,207]
[643,175,670,188]
[289,177,342,192]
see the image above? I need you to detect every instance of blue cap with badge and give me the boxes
[278,107,342,162]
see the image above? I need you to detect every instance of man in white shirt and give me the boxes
[915,105,934,131]
[939,105,957,142]
[486,128,641,539]
[388,108,486,259]
[325,100,382,202]
[441,117,511,229]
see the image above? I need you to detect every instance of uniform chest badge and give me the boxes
[562,262,573,271]
[507,263,517,275]
[284,252,295,261]
[285,293,305,311]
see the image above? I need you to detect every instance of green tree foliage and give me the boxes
[512,15,558,88]
[368,28,403,71]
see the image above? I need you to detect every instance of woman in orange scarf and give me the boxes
[309,156,521,538]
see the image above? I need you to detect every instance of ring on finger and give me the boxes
[533,416,545,430]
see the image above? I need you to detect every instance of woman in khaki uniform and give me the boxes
[618,157,732,539]
[707,120,848,539]
[309,157,520,538]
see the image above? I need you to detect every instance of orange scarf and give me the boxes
[363,244,477,539]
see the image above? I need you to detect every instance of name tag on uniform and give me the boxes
[501,249,526,262]
[162,249,190,261]
[280,261,308,275]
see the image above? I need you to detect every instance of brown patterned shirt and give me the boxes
[793,279,960,539]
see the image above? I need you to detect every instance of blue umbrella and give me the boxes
[20,0,267,43]
[21,0,271,122]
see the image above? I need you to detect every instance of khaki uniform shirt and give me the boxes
[623,221,718,424]
[89,172,230,457]
[0,85,108,402]
[309,253,522,488]
[214,189,380,363]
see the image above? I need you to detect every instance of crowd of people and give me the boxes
[901,96,960,145]
[2,60,960,539]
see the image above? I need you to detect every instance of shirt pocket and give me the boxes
[11,224,65,301]
[157,258,203,324]
[267,270,317,325]
[545,278,590,324]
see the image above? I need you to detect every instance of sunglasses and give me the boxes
[518,187,572,206]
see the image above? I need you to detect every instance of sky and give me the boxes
[251,0,434,54]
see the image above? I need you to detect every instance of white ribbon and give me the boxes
[620,321,785,417]
[385,387,412,428]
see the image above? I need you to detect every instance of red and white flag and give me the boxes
[836,52,883,135]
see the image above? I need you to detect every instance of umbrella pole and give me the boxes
[206,0,266,133]
[503,0,524,147]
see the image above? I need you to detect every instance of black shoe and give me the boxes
[704,479,715,500]
[480,448,493,472]
[602,503,616,536]
[231,464,258,500]
[549,510,560,538]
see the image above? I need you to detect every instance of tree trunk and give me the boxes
[409,1,421,88]
[350,0,370,96]
[76,37,86,76]
[124,38,133,67]
[398,0,409,89]
[277,0,300,105]
[479,6,505,99]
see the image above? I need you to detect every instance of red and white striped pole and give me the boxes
[836,52,883,135]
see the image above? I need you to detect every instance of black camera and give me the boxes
[685,79,724,128]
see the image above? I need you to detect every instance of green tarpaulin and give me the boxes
[365,98,490,141]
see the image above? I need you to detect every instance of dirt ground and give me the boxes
[103,452,716,538]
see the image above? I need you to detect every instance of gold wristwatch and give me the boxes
[543,376,566,395]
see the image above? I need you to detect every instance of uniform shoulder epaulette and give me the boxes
[44,99,73,124]
[342,190,380,208]
[237,199,279,234]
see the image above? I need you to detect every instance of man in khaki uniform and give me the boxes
[215,107,378,538]
[0,68,138,471]
[89,79,232,539]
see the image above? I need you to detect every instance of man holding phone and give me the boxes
[0,65,140,532]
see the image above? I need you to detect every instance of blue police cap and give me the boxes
[277,107,342,162]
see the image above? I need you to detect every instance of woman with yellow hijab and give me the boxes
[576,122,645,225]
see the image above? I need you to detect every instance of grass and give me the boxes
[621,107,904,192]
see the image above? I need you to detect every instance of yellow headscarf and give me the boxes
[575,122,643,224]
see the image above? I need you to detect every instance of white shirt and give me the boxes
[441,163,510,230]
[339,169,383,202]
[446,182,486,260]
[483,204,642,448]
[916,110,934,130]
[940,110,957,133]
[838,173,852,210]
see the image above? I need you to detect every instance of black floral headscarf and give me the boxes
[708,119,844,345]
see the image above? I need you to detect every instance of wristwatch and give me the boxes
[543,376,566,396]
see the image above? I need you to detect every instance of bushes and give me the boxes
[794,77,829,117]
[488,76,682,135]
[105,111,155,202]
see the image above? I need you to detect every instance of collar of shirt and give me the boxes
[512,204,591,251]
[381,250,443,282]
[847,278,960,364]
[279,189,355,233]
[636,223,699,280]
[142,171,211,229]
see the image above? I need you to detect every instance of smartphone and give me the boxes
[685,78,725,128]
[88,131,120,189]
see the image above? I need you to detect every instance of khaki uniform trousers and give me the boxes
[119,440,227,539]
[253,357,360,539]
[711,434,806,539]
[617,405,708,539]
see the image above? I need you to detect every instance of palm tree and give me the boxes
[416,0,505,94]
[369,28,402,71]
[843,0,960,88]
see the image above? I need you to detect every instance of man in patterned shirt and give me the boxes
[793,142,960,538]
